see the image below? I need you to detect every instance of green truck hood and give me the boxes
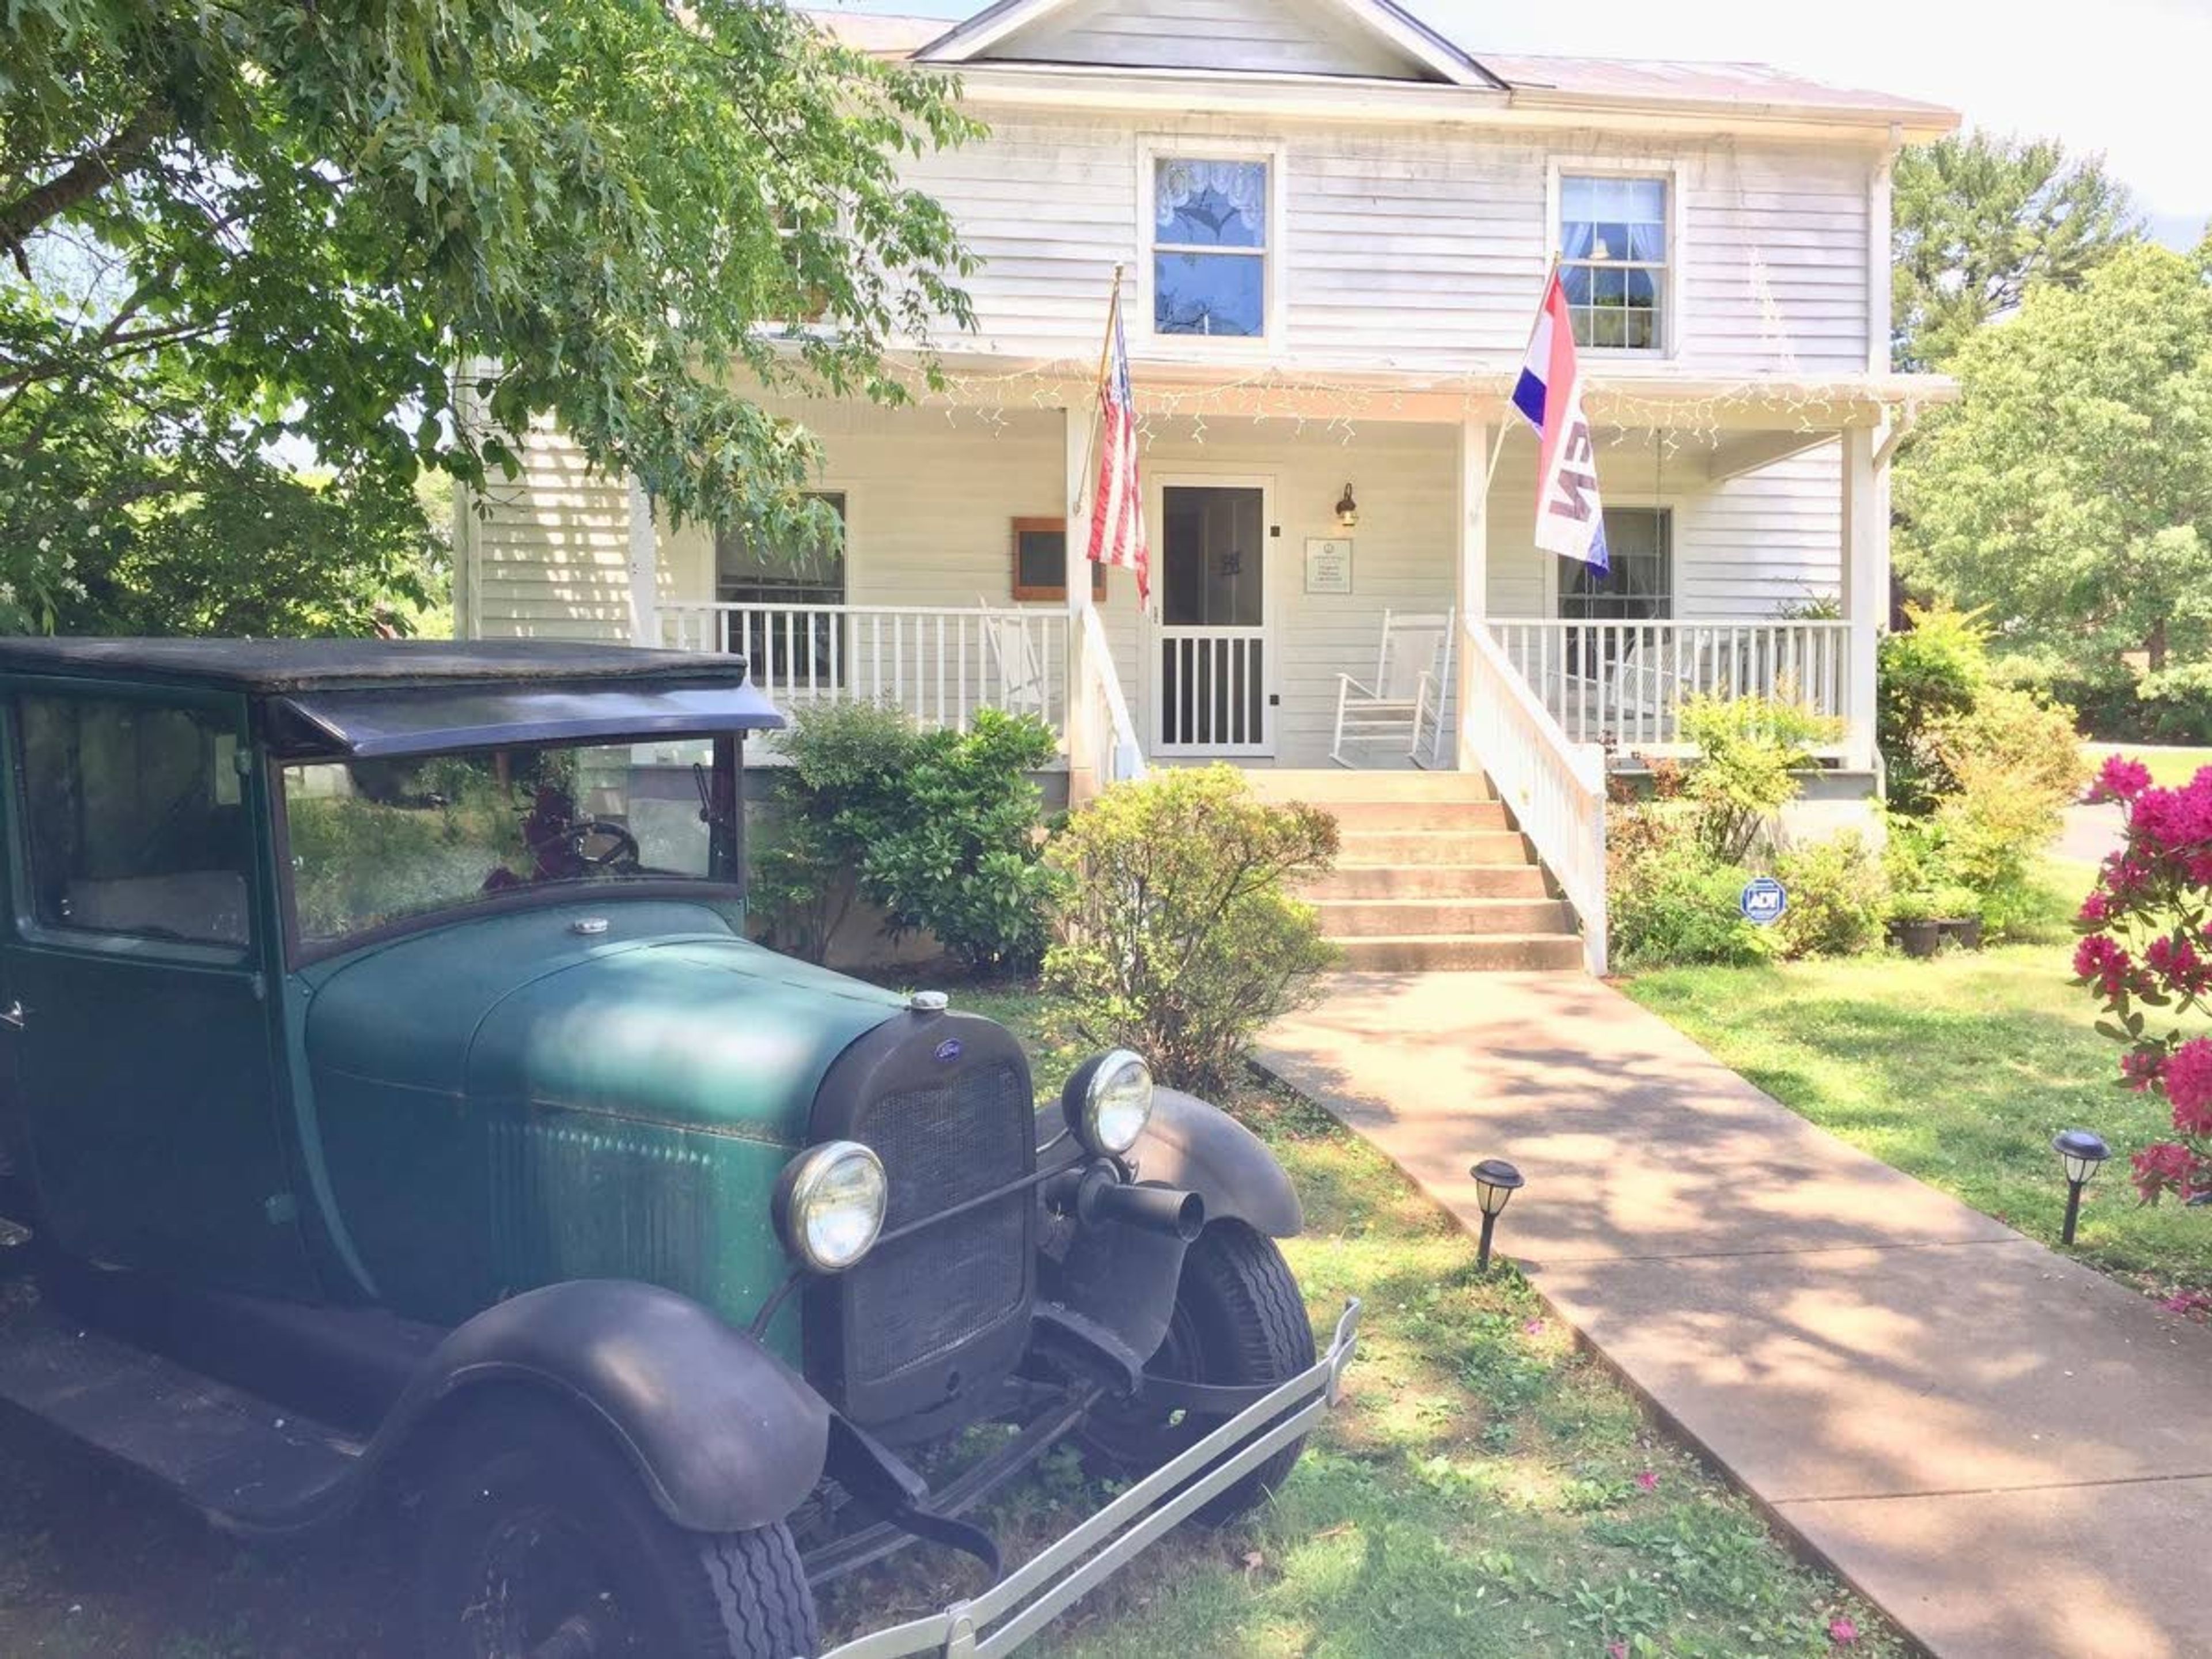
[301,900,904,1145]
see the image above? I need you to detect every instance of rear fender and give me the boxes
[373,1279,828,1533]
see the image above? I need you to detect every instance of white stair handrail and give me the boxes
[1461,620,1608,975]
[1079,604,1147,789]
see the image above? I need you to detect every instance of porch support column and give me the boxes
[1063,404,1099,800]
[1840,425,1885,771]
[625,476,659,647]
[1452,415,1491,771]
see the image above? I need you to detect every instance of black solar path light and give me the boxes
[1470,1158,1525,1272]
[2052,1130,2110,1246]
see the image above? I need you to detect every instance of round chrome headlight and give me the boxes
[1062,1048,1154,1158]
[775,1141,888,1274]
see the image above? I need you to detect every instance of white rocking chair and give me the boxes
[1331,607,1455,768]
[978,597,1052,721]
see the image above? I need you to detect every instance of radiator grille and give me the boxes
[845,1057,1030,1386]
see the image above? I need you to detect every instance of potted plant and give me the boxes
[1932,883,1984,950]
[1888,890,1943,958]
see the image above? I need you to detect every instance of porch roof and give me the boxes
[908,350,1959,430]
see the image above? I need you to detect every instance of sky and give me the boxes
[818,0,2212,246]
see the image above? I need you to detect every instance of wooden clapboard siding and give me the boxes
[1486,430,1842,620]
[900,108,1876,374]
[982,0,1437,79]
[467,419,632,643]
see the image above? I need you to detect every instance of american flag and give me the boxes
[1085,287,1149,604]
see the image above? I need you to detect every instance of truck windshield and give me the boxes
[281,740,733,945]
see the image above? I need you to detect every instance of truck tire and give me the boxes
[418,1395,819,1659]
[1081,1219,1317,1527]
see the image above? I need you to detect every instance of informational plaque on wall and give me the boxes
[1304,537,1354,594]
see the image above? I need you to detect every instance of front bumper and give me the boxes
[820,1298,1361,1659]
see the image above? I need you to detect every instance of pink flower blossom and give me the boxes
[1634,1469,1659,1491]
[2122,1050,2165,1093]
[1607,1643,1628,1659]
[2091,755,2153,803]
[2160,1289,2212,1318]
[2078,891,2112,926]
[2073,934,2135,999]
[2165,1039,2212,1135]
[2146,934,2211,999]
[2131,1141,2203,1204]
[1522,1318,1545,1335]
[1828,1616,1861,1646]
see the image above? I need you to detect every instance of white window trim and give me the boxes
[1135,137,1289,359]
[1543,497,1676,619]
[1546,157,1687,361]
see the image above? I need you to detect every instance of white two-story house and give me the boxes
[455,0,1959,970]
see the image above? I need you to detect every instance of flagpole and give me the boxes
[1477,251,1563,509]
[1072,264,1124,522]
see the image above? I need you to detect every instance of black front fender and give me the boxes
[1130,1089,1302,1238]
[374,1279,829,1534]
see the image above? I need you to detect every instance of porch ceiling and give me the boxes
[911,350,1958,431]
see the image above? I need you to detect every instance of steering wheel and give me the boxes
[562,819,642,871]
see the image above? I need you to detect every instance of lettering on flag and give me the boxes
[1510,272,1609,574]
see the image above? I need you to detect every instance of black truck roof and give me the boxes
[0,637,748,694]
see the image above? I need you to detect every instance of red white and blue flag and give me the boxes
[1510,271,1609,574]
[1086,288,1150,605]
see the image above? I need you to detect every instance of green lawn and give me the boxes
[2082,741,2212,790]
[1625,944,2212,1300]
[0,986,1896,1658]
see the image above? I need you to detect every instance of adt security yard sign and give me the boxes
[1740,876,1787,926]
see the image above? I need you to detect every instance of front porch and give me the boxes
[635,383,1900,784]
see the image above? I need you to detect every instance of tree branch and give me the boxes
[0,100,171,256]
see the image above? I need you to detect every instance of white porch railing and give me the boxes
[1078,605,1147,790]
[658,601,1069,738]
[1486,619,1851,753]
[1461,620,1609,975]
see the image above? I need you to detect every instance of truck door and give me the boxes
[0,684,315,1297]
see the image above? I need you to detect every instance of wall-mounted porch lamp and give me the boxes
[1335,483,1359,530]
[2052,1129,2110,1245]
[1471,1157,1525,1272]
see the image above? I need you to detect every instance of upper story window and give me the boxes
[1153,158,1268,339]
[1559,175,1669,351]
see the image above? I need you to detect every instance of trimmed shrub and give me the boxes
[1675,694,1844,863]
[1925,683,2084,937]
[1878,603,1990,814]
[1774,831,1890,958]
[1610,828,1774,969]
[751,702,1058,971]
[1043,766,1338,1094]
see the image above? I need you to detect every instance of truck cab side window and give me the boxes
[16,696,252,949]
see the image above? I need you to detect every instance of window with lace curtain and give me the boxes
[1152,157,1268,339]
[1558,175,1671,351]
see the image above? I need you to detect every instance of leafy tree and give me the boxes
[1892,133,2140,370]
[1,1,978,632]
[1896,243,2212,688]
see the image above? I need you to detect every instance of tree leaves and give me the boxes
[0,0,978,630]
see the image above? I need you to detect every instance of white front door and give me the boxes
[1149,480,1274,757]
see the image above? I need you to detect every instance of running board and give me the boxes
[0,1300,362,1533]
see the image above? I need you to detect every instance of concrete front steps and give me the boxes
[1245,770,1586,972]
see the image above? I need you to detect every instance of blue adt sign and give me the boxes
[1740,876,1787,926]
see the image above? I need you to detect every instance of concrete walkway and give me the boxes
[1260,972,2212,1659]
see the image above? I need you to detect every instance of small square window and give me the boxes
[1153,157,1269,339]
[1009,518,1107,603]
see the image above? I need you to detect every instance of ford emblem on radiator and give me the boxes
[935,1039,963,1064]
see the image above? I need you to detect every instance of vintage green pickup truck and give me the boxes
[0,638,1355,1658]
